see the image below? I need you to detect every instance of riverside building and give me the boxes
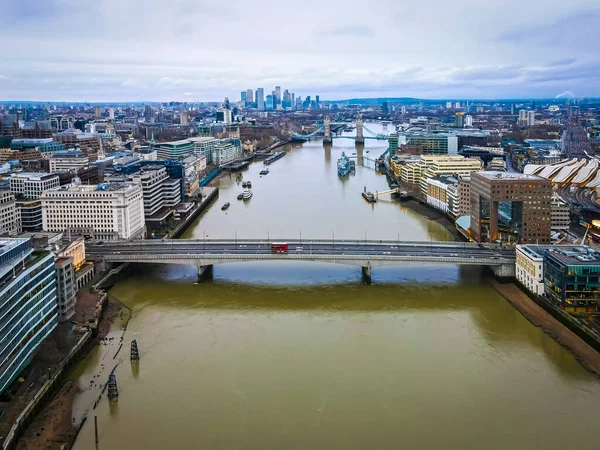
[41,181,145,241]
[0,238,58,394]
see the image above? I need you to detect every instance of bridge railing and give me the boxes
[89,239,505,249]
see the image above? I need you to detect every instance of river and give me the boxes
[73,123,600,449]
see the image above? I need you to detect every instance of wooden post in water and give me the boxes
[94,415,99,444]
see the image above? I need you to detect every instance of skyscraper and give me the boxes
[275,86,281,105]
[266,95,274,110]
[316,95,320,108]
[256,88,265,110]
[382,101,389,115]
[246,89,253,104]
[241,91,247,104]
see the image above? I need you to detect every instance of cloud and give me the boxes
[1,0,599,100]
[319,26,375,38]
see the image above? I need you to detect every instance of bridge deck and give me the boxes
[86,240,515,267]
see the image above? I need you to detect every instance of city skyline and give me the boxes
[1,0,599,102]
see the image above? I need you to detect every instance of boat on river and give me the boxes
[237,193,244,200]
[362,191,377,203]
[259,168,270,175]
[337,152,352,177]
[221,202,230,210]
[242,190,253,200]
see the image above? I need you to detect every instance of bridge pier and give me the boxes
[362,265,372,285]
[490,263,515,282]
[323,117,332,144]
[197,264,213,282]
[355,117,364,144]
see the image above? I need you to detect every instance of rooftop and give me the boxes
[475,171,545,181]
[546,246,600,266]
[11,172,58,181]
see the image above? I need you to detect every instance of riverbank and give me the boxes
[13,297,129,450]
[487,277,600,377]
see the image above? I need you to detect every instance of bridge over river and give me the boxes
[87,239,516,284]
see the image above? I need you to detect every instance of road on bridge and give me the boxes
[86,240,515,262]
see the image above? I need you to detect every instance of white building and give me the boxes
[527,110,536,127]
[41,182,145,241]
[464,115,473,127]
[130,166,181,218]
[109,107,115,120]
[212,140,241,166]
[10,172,60,199]
[11,173,60,232]
[518,110,528,126]
[551,197,570,231]
[0,190,21,236]
[516,245,545,295]
[49,150,89,172]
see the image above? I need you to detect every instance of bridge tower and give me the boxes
[323,117,332,144]
[355,117,364,144]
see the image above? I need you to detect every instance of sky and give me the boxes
[1,0,599,102]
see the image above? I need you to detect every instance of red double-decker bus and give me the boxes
[271,242,289,253]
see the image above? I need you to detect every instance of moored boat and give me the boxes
[221,202,231,210]
[337,152,352,177]
[242,190,253,200]
[362,191,377,203]
[237,193,244,200]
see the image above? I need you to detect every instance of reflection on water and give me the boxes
[73,124,600,450]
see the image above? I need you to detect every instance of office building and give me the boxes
[53,129,101,161]
[0,114,20,138]
[516,245,546,296]
[457,176,471,217]
[401,106,407,115]
[212,139,242,166]
[527,110,536,127]
[551,196,570,231]
[0,238,58,394]
[41,182,145,241]
[10,173,60,232]
[0,147,42,164]
[0,190,20,236]
[470,172,552,244]
[49,149,89,172]
[108,108,115,120]
[216,109,232,124]
[246,89,253,104]
[518,109,528,126]
[130,166,181,219]
[10,173,60,200]
[180,112,188,125]
[315,95,320,108]
[455,112,464,128]
[417,155,482,196]
[464,115,473,127]
[398,130,459,155]
[21,121,53,139]
[241,91,247,104]
[544,246,600,313]
[266,95,274,110]
[10,139,64,155]
[256,88,265,110]
[275,86,281,104]
[154,139,195,160]
[425,175,459,217]
[49,117,74,131]
[54,256,76,322]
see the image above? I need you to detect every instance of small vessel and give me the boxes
[237,193,244,200]
[247,181,252,188]
[221,202,231,210]
[264,151,286,165]
[362,191,377,203]
[242,190,253,200]
[337,152,352,177]
[259,168,270,175]
[242,181,248,188]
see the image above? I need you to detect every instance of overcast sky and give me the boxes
[1,0,599,102]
